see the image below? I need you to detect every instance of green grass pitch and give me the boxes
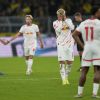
[0,56,99,100]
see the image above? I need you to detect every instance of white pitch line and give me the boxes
[0,77,60,81]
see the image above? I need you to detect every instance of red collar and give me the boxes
[88,18,96,20]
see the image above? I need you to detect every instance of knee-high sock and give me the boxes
[65,64,72,78]
[25,60,28,66]
[27,59,33,71]
[60,64,66,80]
[78,86,84,95]
[93,83,99,95]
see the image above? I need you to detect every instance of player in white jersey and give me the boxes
[73,6,100,98]
[7,15,43,75]
[53,9,75,85]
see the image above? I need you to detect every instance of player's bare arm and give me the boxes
[37,32,44,48]
[8,32,22,43]
[0,39,8,45]
[72,30,84,49]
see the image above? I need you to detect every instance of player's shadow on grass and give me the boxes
[0,72,5,76]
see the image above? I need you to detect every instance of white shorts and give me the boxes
[57,44,74,61]
[24,46,36,56]
[82,42,100,67]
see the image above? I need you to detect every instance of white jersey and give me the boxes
[19,24,39,48]
[76,19,100,44]
[53,18,74,47]
[76,19,100,66]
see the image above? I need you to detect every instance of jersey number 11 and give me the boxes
[85,27,94,41]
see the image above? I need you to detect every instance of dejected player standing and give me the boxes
[74,12,84,71]
[7,15,43,75]
[73,6,100,98]
[53,9,75,85]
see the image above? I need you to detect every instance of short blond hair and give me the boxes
[25,15,33,20]
[56,8,65,16]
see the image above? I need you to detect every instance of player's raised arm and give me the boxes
[53,22,62,34]
[72,30,84,49]
[64,17,75,30]
[37,32,44,48]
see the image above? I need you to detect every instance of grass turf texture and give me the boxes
[0,56,99,100]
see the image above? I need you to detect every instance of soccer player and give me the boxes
[7,15,43,75]
[53,9,75,85]
[73,6,100,98]
[74,12,84,71]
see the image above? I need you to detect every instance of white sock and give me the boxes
[78,86,84,95]
[93,83,99,96]
[27,59,33,72]
[25,60,28,66]
[60,64,66,80]
[65,64,72,78]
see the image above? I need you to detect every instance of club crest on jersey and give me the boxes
[26,32,32,35]
[62,22,69,33]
